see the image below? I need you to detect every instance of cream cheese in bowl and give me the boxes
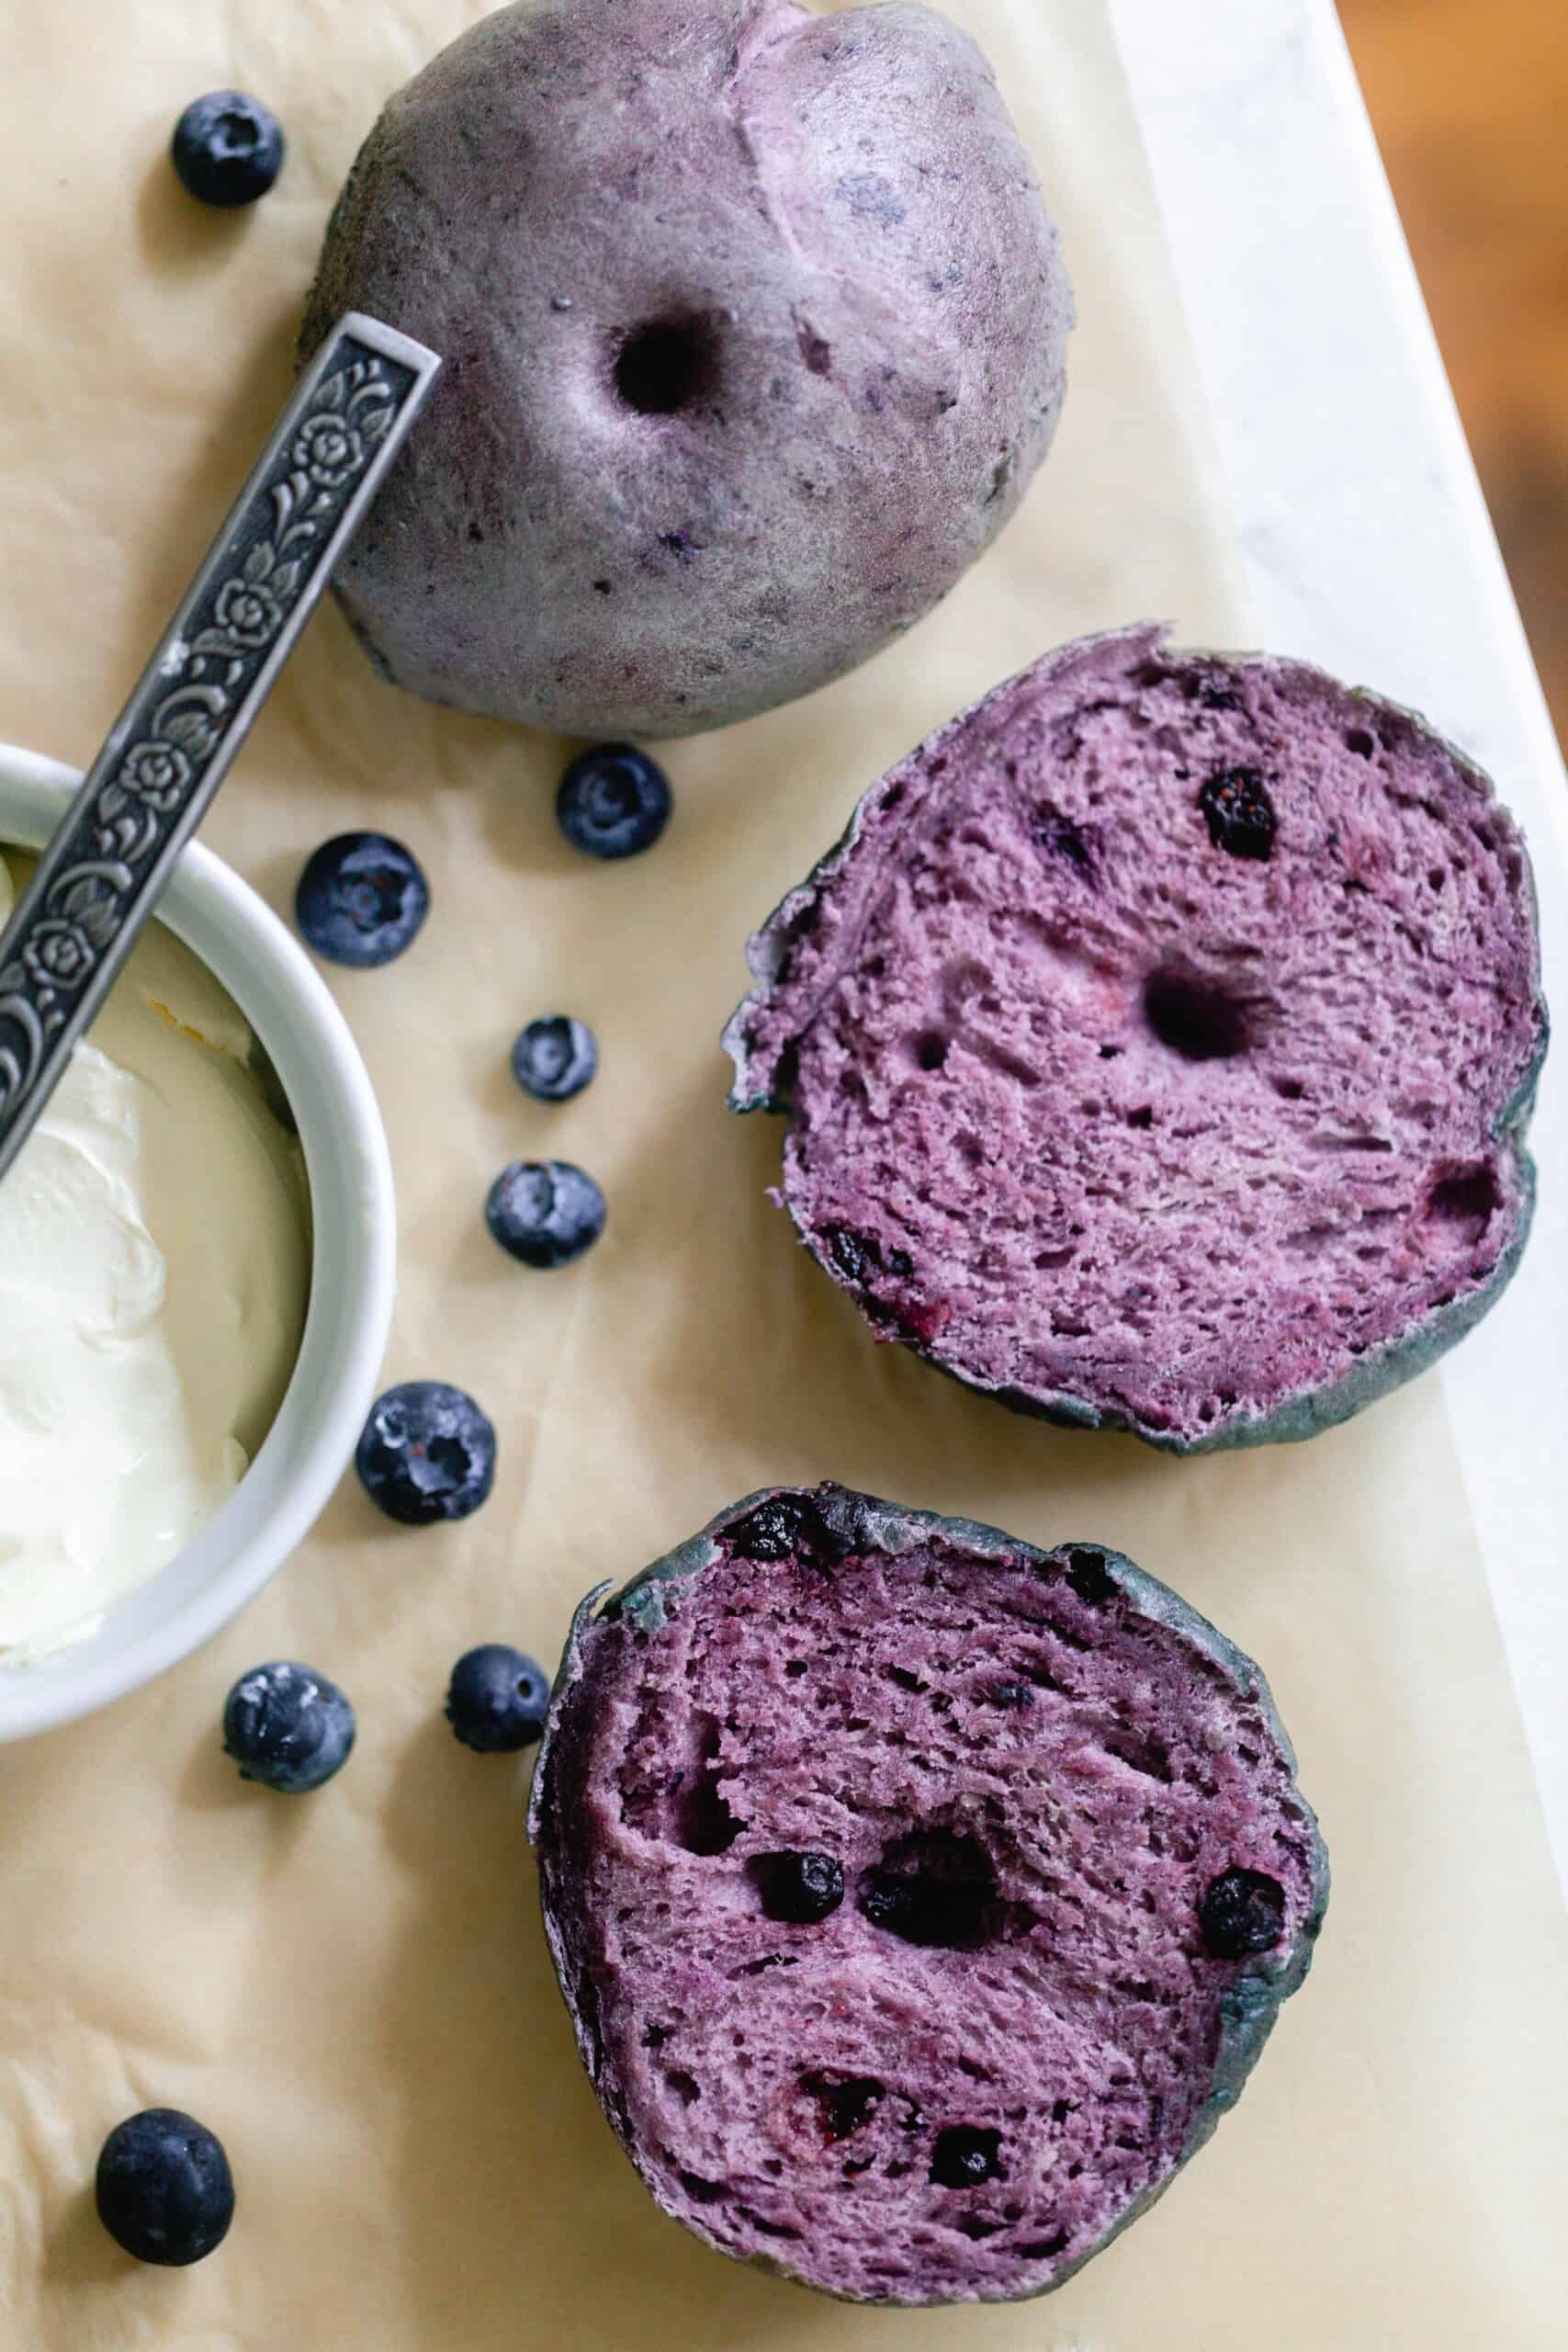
[0,847,310,1662]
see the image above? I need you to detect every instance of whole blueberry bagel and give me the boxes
[299,0,1072,738]
[724,625,1548,1450]
[528,1484,1328,2304]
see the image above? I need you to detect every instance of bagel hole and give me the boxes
[1144,968,1255,1062]
[614,315,718,415]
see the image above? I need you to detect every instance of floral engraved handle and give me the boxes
[0,313,440,1180]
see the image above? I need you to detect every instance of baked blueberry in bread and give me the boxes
[528,1484,1327,2304]
[725,626,1547,1450]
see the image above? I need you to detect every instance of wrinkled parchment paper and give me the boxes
[3,3,1567,2345]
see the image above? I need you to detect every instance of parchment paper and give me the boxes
[3,3,1566,2346]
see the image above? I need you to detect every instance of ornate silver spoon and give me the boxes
[0,311,440,1182]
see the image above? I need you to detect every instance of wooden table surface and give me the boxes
[1338,0,1568,749]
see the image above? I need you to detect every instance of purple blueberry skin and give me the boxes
[722,624,1548,1453]
[96,2109,235,2266]
[556,747,671,861]
[295,832,429,968]
[486,1160,606,1268]
[172,90,284,208]
[355,1381,496,1525]
[512,1015,599,1102]
[446,1645,552,1753]
[528,1484,1329,2306]
[221,1661,356,1794]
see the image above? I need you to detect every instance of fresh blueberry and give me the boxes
[355,1381,496,1525]
[295,832,429,967]
[930,2125,1003,2188]
[1197,766,1276,861]
[512,1015,598,1103]
[171,91,285,208]
[557,744,671,859]
[221,1660,355,1793]
[96,2109,234,2266]
[755,1851,845,1926]
[1199,1867,1286,1959]
[485,1160,606,1268]
[445,1645,552,1753]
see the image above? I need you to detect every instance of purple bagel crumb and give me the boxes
[530,1487,1327,2305]
[724,625,1547,1449]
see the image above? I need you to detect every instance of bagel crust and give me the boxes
[302,0,1073,738]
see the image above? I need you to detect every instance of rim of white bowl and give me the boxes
[0,743,396,1739]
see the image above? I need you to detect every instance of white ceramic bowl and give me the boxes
[0,746,396,1739]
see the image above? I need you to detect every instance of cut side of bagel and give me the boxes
[725,626,1547,1449]
[530,1484,1328,2304]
